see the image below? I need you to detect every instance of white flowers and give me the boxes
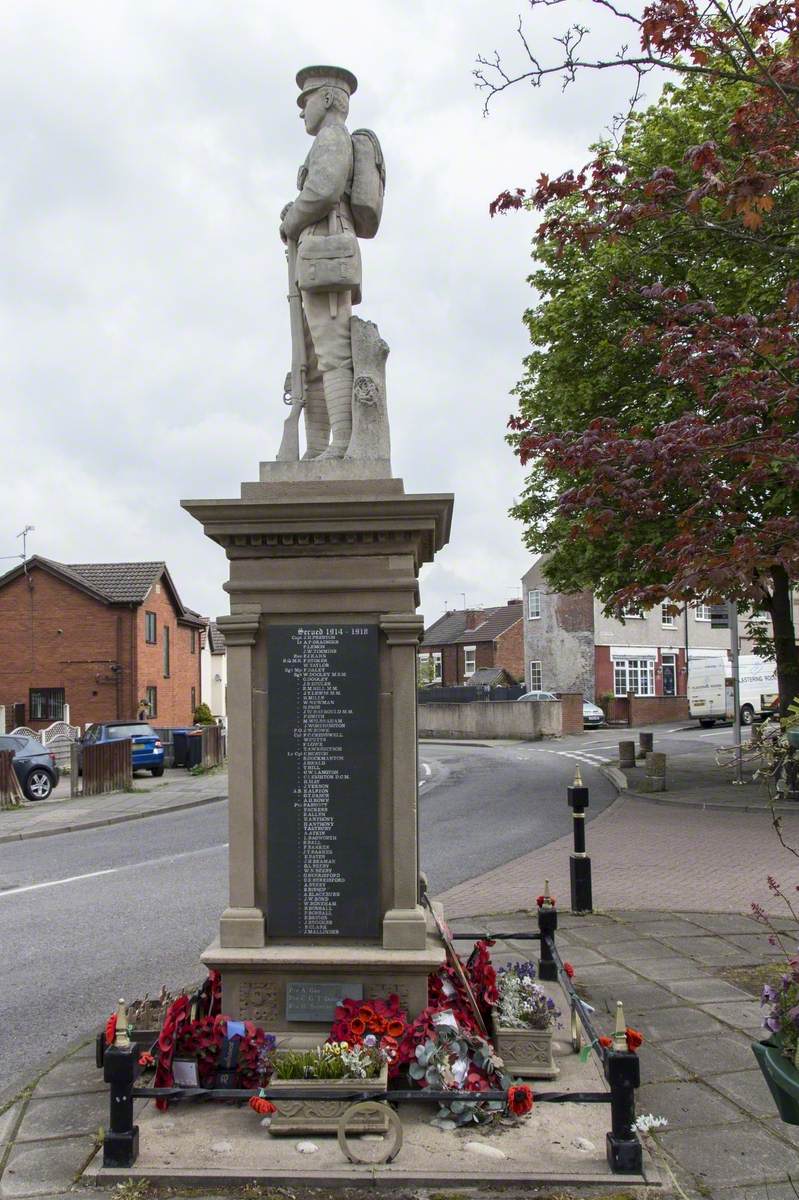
[635,1113,668,1132]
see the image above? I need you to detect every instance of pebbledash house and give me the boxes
[0,556,206,732]
[521,555,789,706]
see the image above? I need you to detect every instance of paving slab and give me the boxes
[708,1069,778,1118]
[660,1033,757,1075]
[16,1093,106,1142]
[586,981,684,1016]
[701,1000,766,1036]
[595,939,672,963]
[638,1006,724,1042]
[666,978,755,1004]
[635,1045,690,1085]
[657,936,756,967]
[636,1080,746,1129]
[621,957,713,983]
[719,1186,799,1200]
[656,1121,798,1188]
[1,1136,96,1197]
[723,933,786,957]
[626,919,711,939]
[28,1057,100,1096]
[0,1105,22,1150]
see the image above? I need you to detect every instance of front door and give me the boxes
[662,654,676,696]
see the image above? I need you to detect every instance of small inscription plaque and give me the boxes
[267,624,380,937]
[286,980,364,1023]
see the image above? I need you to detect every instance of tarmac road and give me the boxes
[0,740,610,1093]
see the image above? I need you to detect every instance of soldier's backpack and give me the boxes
[350,129,386,239]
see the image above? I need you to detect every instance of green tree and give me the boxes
[193,702,215,725]
[502,67,799,709]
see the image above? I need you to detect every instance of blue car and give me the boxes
[81,721,165,776]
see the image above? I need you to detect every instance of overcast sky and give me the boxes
[2,0,637,627]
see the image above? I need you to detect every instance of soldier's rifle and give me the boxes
[276,237,306,461]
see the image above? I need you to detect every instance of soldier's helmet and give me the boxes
[296,65,358,107]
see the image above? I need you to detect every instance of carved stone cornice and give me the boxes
[217,610,261,646]
[380,613,425,645]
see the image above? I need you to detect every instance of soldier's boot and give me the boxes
[301,381,330,459]
[317,368,353,459]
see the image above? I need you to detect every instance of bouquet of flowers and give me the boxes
[495,961,561,1030]
[406,1007,511,1127]
[329,996,408,1076]
[274,1040,386,1081]
[761,956,799,1065]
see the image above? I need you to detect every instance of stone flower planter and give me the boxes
[490,1013,558,1079]
[752,1038,799,1125]
[267,1064,389,1135]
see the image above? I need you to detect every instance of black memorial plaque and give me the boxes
[267,624,380,938]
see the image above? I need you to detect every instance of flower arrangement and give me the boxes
[153,995,272,1109]
[752,876,799,1066]
[407,1007,511,1127]
[273,1041,386,1081]
[329,996,408,1076]
[495,961,560,1030]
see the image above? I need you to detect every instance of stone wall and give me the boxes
[417,699,562,740]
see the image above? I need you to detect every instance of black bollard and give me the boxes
[567,767,593,913]
[537,894,559,982]
[103,1041,140,1168]
[605,1051,643,1174]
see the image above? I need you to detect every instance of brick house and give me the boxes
[0,556,206,731]
[521,556,797,703]
[420,601,524,686]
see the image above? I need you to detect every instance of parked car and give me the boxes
[516,690,559,702]
[79,721,165,776]
[0,734,59,800]
[583,700,605,727]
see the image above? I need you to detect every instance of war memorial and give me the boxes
[93,65,651,1189]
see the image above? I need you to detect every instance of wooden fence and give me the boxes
[71,739,132,797]
[0,750,23,810]
[200,724,223,768]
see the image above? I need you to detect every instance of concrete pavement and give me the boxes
[0,766,228,844]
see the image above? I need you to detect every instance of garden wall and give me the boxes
[418,699,563,740]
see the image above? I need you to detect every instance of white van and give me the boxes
[688,655,779,727]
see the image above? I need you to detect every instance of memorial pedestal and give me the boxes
[182,471,453,1042]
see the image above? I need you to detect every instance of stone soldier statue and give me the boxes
[279,66,386,461]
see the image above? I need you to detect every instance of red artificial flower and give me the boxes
[350,1016,366,1037]
[626,1027,644,1052]
[249,1096,276,1116]
[359,1005,375,1021]
[563,962,575,979]
[138,1051,155,1068]
[105,1013,117,1047]
[507,1084,534,1115]
[386,1018,405,1039]
[536,894,556,908]
[599,1036,613,1049]
[369,1015,387,1035]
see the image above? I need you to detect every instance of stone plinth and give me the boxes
[181,474,453,1036]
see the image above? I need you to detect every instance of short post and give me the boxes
[605,1001,643,1174]
[537,880,558,982]
[643,751,667,793]
[618,740,636,769]
[102,1000,140,1168]
[567,767,592,913]
[637,731,653,760]
[70,741,80,798]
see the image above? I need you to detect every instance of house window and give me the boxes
[145,611,157,643]
[163,626,170,677]
[145,686,157,718]
[191,686,196,715]
[661,604,676,628]
[622,604,644,619]
[430,651,442,683]
[191,628,196,654]
[614,658,655,697]
[527,590,541,620]
[463,645,476,677]
[695,603,712,622]
[529,661,542,690]
[29,688,65,721]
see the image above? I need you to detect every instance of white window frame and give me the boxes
[463,645,476,677]
[614,657,655,697]
[622,604,644,619]
[660,604,676,628]
[695,603,712,622]
[529,661,542,691]
[527,589,541,620]
[431,651,442,683]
